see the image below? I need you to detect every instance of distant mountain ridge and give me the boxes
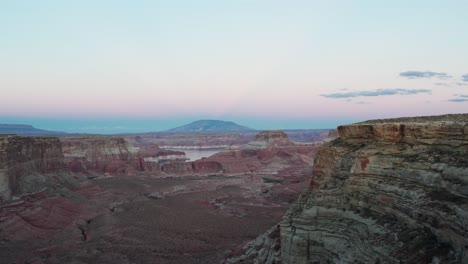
[0,124,66,136]
[168,120,254,133]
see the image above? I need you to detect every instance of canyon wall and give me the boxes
[280,116,468,263]
[0,135,64,200]
[61,136,142,175]
[61,137,190,175]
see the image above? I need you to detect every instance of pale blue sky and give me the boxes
[1,1,467,133]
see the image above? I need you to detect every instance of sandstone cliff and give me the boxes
[280,115,468,263]
[242,130,294,149]
[61,136,143,175]
[0,135,64,200]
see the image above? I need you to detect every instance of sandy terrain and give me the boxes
[0,174,304,264]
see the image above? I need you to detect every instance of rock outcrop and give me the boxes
[61,136,143,175]
[243,130,294,149]
[0,135,64,200]
[223,225,281,264]
[136,144,187,164]
[326,129,339,140]
[280,115,468,263]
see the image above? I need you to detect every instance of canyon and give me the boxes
[1,114,467,263]
[160,130,320,179]
[0,129,323,263]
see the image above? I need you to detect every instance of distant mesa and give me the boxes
[167,119,254,133]
[0,124,65,136]
[242,130,294,149]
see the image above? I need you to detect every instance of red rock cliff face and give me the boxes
[60,137,143,175]
[281,115,468,263]
[0,135,64,200]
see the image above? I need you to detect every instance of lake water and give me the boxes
[164,148,225,161]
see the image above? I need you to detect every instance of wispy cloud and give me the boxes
[448,94,468,103]
[400,71,451,79]
[434,82,467,87]
[321,88,431,99]
[448,98,468,102]
[461,74,468,82]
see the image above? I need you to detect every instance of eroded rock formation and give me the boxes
[124,129,330,150]
[280,115,468,263]
[159,130,319,177]
[0,135,64,200]
[61,136,144,175]
[0,132,321,263]
[137,144,187,164]
[243,130,294,149]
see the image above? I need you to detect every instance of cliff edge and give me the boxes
[0,135,64,200]
[280,114,468,263]
[61,136,143,175]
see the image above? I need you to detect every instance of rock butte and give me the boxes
[61,136,142,176]
[243,130,293,149]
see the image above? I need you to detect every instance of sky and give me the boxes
[1,0,467,133]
